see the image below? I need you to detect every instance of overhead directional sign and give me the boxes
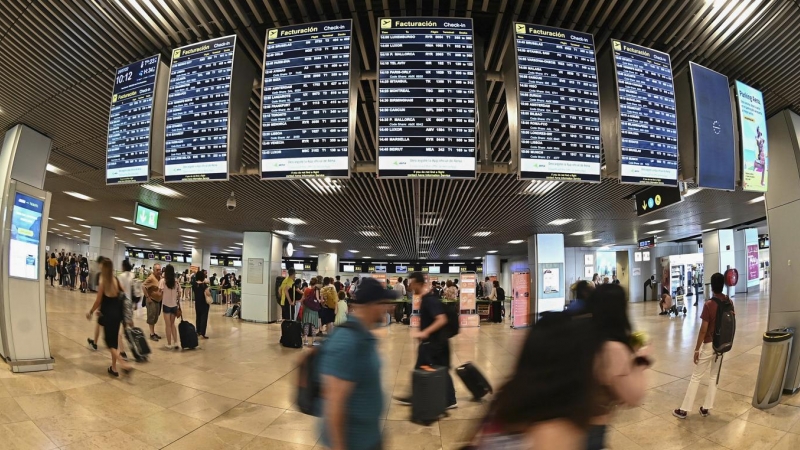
[134,203,159,230]
[635,184,682,216]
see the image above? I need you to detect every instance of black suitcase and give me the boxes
[281,320,303,348]
[412,366,448,425]
[178,319,198,349]
[456,362,492,401]
[124,326,151,361]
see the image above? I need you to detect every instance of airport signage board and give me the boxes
[261,20,355,179]
[734,81,768,192]
[133,202,159,230]
[9,193,44,280]
[106,55,163,184]
[638,236,657,249]
[512,24,601,182]
[635,184,682,216]
[689,63,736,190]
[165,36,236,182]
[611,40,678,186]
[377,17,477,178]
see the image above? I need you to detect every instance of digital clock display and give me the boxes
[377,18,477,178]
[164,36,236,182]
[106,55,161,185]
[261,20,354,179]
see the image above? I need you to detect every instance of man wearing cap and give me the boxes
[319,277,398,450]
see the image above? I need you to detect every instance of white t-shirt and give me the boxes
[394,282,406,297]
[118,272,134,300]
[159,278,181,308]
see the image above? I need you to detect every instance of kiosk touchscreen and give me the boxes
[9,192,44,280]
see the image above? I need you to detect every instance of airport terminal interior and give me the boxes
[1,0,800,449]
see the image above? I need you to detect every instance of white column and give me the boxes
[88,226,115,287]
[191,248,212,271]
[702,229,735,296]
[317,253,338,278]
[733,230,748,293]
[528,234,566,319]
[240,232,282,323]
[483,254,500,277]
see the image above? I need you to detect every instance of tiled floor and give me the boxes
[0,282,794,449]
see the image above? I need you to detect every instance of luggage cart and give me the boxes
[670,286,687,316]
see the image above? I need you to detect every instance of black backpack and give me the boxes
[712,296,735,354]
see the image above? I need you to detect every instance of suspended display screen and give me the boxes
[261,20,355,179]
[512,24,601,182]
[165,36,236,182]
[106,55,162,185]
[377,17,476,178]
[735,81,768,192]
[690,63,735,190]
[611,40,678,186]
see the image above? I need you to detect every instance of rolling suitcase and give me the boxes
[178,318,198,349]
[456,362,492,400]
[281,320,303,348]
[412,365,448,425]
[124,326,151,361]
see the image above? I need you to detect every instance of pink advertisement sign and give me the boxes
[512,271,531,328]
[747,244,760,281]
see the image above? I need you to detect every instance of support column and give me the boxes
[88,226,114,291]
[765,109,800,391]
[702,229,735,297]
[190,248,211,271]
[317,253,338,278]
[483,254,500,278]
[240,232,282,323]
[528,234,565,321]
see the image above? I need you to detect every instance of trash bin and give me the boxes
[753,328,794,409]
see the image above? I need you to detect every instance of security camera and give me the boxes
[226,192,236,211]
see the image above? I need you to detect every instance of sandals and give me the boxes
[107,367,119,377]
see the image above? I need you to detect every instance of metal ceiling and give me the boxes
[0,0,790,258]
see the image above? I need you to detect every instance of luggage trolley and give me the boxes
[670,286,687,316]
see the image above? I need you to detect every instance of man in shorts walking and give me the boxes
[142,264,163,341]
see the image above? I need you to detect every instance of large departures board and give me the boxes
[511,24,601,182]
[261,20,356,179]
[377,18,477,178]
[601,40,678,186]
[106,55,166,185]
[165,36,236,182]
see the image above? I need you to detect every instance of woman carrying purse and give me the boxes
[301,277,322,346]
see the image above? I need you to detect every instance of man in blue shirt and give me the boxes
[319,277,399,450]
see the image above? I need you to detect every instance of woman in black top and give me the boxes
[192,271,210,338]
[86,259,132,377]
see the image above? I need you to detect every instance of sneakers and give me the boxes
[393,396,412,406]
[672,409,687,419]
[150,334,160,341]
[699,407,710,417]
[87,338,97,350]
[447,402,458,410]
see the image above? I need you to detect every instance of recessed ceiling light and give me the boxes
[386,253,397,257]
[57,223,69,227]
[124,226,141,231]
[458,246,472,250]
[377,245,390,250]
[325,239,341,243]
[309,255,318,258]
[72,229,82,233]
[570,231,592,236]
[449,254,459,257]
[176,217,204,224]
[152,243,162,246]
[420,218,441,226]
[141,238,152,242]
[748,196,765,204]
[360,231,380,237]
[235,242,243,245]
[487,250,498,254]
[709,218,730,224]
[142,184,184,198]
[278,217,306,225]
[644,219,669,225]
[472,231,492,237]
[548,219,574,226]
[362,256,372,259]
[300,244,315,248]
[64,191,96,201]
[474,256,481,260]
[219,251,229,254]
[522,180,561,196]
[348,249,360,253]
[509,240,524,244]
[179,228,199,233]
[111,216,131,223]
[133,233,147,237]
[79,224,91,229]
[585,239,602,243]
[645,230,664,234]
[67,216,85,222]
[274,230,294,236]
[181,235,197,240]
[50,228,60,231]
[702,228,715,232]
[683,188,702,197]
[46,164,67,175]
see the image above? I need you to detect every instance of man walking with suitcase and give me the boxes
[395,271,457,410]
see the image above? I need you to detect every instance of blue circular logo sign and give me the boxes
[648,198,655,208]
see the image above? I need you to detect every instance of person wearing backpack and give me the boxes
[673,273,735,419]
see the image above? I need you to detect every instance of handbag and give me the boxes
[204,287,213,305]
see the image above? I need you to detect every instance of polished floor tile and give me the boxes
[0,283,788,449]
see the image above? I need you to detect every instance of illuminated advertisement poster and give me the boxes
[747,244,759,283]
[542,268,559,293]
[9,193,44,280]
[512,271,531,328]
[735,81,768,192]
[459,272,477,310]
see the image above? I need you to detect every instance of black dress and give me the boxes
[193,282,209,336]
[100,291,123,350]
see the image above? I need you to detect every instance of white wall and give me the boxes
[44,235,87,255]
[630,242,700,303]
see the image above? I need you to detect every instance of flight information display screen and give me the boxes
[690,63,735,190]
[377,17,476,178]
[165,36,236,182]
[514,24,601,182]
[612,40,678,186]
[106,55,161,185]
[261,20,353,179]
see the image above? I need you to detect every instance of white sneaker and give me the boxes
[164,344,173,350]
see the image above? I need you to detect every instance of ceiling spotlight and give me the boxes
[474,256,481,260]
[274,230,294,236]
[325,239,341,243]
[46,164,67,175]
[362,256,372,259]
[64,192,96,201]
[472,231,492,237]
[179,228,199,233]
[67,216,85,222]
[124,226,141,231]
[300,244,315,248]
[176,217,204,224]
[645,230,664,234]
[181,235,197,240]
[748,196,765,204]
[79,224,91,228]
[111,216,131,223]
[142,184,184,198]
[377,245,390,250]
[508,239,524,244]
[702,228,715,232]
[570,231,592,236]
[458,246,472,250]
[360,230,380,237]
[487,250,498,254]
[133,233,147,237]
[709,218,730,224]
[548,219,575,226]
[449,254,459,257]
[644,219,669,225]
[348,249,360,253]
[387,253,397,257]
[278,217,306,225]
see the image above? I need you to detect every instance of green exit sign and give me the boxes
[134,203,159,230]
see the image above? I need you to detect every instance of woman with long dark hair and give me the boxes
[584,284,650,450]
[192,270,210,339]
[159,264,182,349]
[86,259,132,377]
